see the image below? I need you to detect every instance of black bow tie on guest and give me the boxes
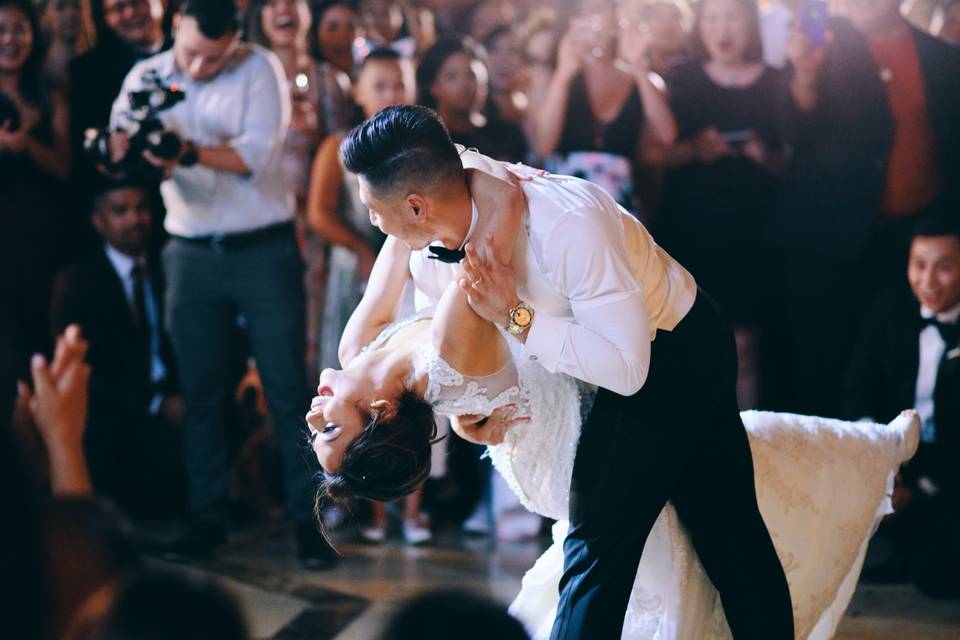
[427,245,466,264]
[921,316,959,344]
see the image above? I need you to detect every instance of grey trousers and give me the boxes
[162,226,316,524]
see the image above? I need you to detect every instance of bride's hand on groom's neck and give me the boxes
[459,236,522,330]
[467,168,526,266]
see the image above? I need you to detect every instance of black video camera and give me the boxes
[84,69,186,178]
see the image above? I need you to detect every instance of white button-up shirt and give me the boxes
[110,44,293,237]
[410,157,698,396]
[915,301,960,443]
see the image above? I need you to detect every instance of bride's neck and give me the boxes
[354,339,429,397]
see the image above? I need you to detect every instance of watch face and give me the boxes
[513,306,532,326]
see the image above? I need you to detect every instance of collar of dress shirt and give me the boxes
[460,199,479,252]
[104,243,144,284]
[920,300,960,324]
[153,48,178,80]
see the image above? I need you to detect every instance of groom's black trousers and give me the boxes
[550,290,794,639]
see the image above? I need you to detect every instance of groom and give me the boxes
[339,106,794,639]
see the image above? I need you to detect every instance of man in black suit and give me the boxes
[768,0,960,417]
[845,211,960,597]
[50,180,185,515]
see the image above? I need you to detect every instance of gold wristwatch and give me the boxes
[506,301,534,336]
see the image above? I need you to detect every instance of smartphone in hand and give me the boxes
[719,129,753,151]
[799,0,829,48]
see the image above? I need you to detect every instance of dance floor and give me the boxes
[151,521,960,639]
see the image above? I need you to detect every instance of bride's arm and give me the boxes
[433,267,526,446]
[432,267,511,377]
[338,236,411,367]
[430,165,526,375]
[464,161,528,265]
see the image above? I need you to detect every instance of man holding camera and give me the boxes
[106,0,334,567]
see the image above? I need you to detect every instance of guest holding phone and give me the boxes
[645,0,785,409]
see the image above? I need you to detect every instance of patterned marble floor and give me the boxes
[154,521,960,639]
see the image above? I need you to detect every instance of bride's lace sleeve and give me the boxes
[419,344,527,418]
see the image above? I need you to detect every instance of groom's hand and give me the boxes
[451,404,530,446]
[459,234,521,329]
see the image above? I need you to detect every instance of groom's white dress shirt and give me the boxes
[409,159,698,396]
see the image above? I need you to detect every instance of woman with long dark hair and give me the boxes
[0,0,70,177]
[310,0,358,76]
[416,37,515,159]
[1,0,74,362]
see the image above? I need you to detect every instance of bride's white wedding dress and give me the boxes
[374,318,920,639]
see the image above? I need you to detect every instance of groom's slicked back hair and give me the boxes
[340,105,464,197]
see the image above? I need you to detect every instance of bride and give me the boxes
[305,212,919,638]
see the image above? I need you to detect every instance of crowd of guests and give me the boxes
[2,0,959,609]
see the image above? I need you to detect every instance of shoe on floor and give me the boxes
[402,520,432,545]
[295,521,338,570]
[360,525,387,543]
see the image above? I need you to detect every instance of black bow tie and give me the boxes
[922,316,959,344]
[427,245,466,264]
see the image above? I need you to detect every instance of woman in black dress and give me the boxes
[528,0,677,214]
[646,0,786,408]
[0,0,73,370]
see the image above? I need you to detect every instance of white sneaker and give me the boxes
[360,525,387,543]
[402,521,432,545]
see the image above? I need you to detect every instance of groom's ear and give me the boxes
[406,193,428,221]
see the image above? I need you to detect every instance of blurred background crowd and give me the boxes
[2,0,959,636]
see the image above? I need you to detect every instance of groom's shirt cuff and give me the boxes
[522,313,567,373]
[521,290,652,397]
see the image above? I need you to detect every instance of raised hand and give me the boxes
[615,22,650,76]
[555,28,584,81]
[18,324,93,496]
[20,325,91,449]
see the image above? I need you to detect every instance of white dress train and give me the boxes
[420,347,921,640]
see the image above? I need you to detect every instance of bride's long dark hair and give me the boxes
[316,389,439,512]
